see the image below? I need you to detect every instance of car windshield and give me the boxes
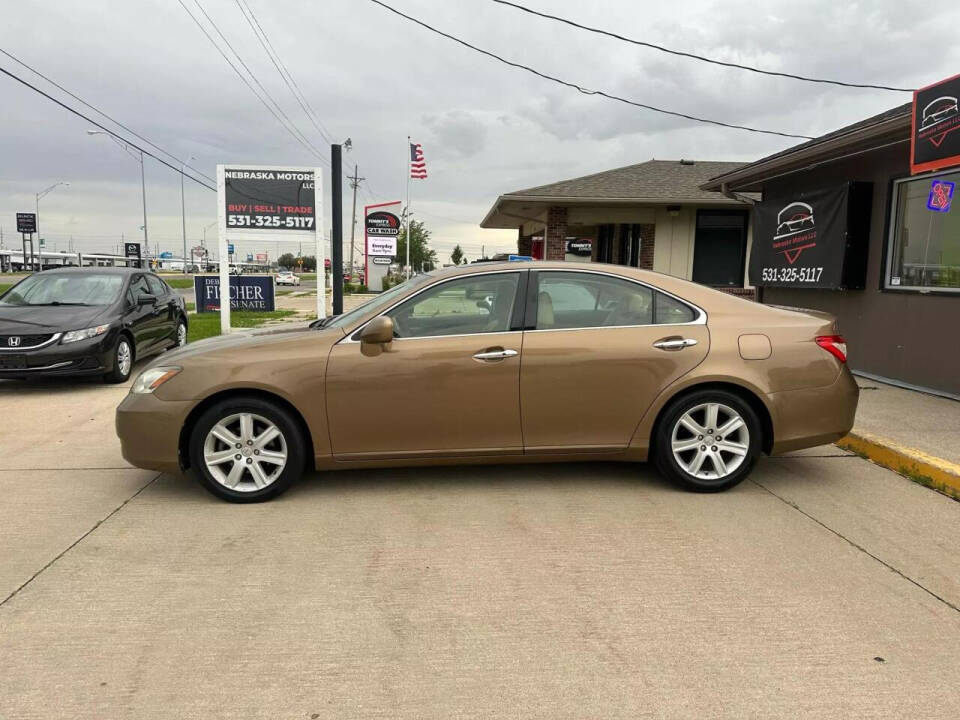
[0,273,125,307]
[319,274,433,331]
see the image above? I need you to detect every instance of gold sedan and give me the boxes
[116,262,858,502]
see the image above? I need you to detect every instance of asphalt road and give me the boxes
[1,372,959,719]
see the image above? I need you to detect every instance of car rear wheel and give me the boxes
[654,389,761,492]
[174,318,187,348]
[189,397,305,502]
[103,335,133,384]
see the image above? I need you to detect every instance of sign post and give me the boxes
[217,165,323,334]
[16,213,36,272]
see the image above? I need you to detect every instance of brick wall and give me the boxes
[715,287,757,301]
[638,224,656,270]
[544,206,568,261]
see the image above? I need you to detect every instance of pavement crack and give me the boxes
[0,472,162,609]
[751,479,960,615]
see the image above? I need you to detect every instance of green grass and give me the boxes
[0,283,12,297]
[164,277,195,289]
[185,302,196,312]
[301,273,317,281]
[187,310,297,342]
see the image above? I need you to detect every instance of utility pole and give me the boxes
[347,165,364,281]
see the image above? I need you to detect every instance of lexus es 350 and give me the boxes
[0,267,188,382]
[116,262,858,502]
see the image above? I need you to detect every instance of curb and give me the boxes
[837,431,960,501]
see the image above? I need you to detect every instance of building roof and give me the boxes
[701,102,912,192]
[480,159,751,229]
[506,159,748,201]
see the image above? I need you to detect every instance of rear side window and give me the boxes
[655,292,696,324]
[533,272,697,329]
[145,274,167,296]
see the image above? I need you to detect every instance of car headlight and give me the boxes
[132,366,182,394]
[61,324,111,344]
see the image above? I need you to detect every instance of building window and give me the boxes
[886,171,960,292]
[692,210,748,287]
[595,224,615,263]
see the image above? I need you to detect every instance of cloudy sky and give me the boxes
[1,0,957,264]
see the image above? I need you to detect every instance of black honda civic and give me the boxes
[0,267,188,382]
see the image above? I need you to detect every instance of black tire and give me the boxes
[189,396,305,503]
[103,334,134,384]
[654,389,762,493]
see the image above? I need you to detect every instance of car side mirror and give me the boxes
[360,316,394,345]
[137,293,156,306]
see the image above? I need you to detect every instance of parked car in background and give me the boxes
[116,262,858,502]
[276,271,301,286]
[0,267,188,383]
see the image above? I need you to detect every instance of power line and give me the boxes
[490,0,914,93]
[234,0,335,145]
[365,0,814,140]
[0,47,215,183]
[0,64,216,191]
[177,0,330,165]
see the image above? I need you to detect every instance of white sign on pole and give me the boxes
[216,164,324,333]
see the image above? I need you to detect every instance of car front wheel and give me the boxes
[103,335,134,384]
[189,397,305,502]
[654,389,761,492]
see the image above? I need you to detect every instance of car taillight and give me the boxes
[816,335,847,363]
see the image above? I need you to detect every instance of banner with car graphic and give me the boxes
[911,74,960,174]
[750,182,872,289]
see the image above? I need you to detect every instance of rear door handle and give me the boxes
[472,348,519,361]
[653,338,698,350]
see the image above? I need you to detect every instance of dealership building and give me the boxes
[702,91,960,399]
[480,159,758,298]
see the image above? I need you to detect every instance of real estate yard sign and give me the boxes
[217,165,324,331]
[193,274,275,313]
[911,73,960,175]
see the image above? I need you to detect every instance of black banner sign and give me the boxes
[912,74,960,174]
[224,168,315,231]
[750,182,871,289]
[193,275,275,312]
[16,213,36,234]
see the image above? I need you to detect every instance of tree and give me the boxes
[277,252,296,269]
[395,219,438,272]
[450,244,465,266]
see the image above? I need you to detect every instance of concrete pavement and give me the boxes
[1,378,959,718]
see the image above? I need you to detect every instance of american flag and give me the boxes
[409,142,427,179]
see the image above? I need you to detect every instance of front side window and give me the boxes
[387,273,520,339]
[0,273,124,307]
[129,275,152,303]
[887,171,960,291]
[145,274,167,297]
[535,272,696,329]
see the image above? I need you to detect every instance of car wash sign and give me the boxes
[223,168,315,230]
[750,183,872,289]
[365,202,401,256]
[194,274,275,313]
[912,74,960,174]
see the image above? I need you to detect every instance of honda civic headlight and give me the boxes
[132,366,182,394]
[61,324,111,344]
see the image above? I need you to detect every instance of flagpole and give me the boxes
[405,135,411,280]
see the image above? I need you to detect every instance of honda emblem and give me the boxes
[7,336,21,347]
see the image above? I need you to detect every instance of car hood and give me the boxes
[0,304,113,334]
[154,324,345,366]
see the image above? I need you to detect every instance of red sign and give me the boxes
[911,73,960,174]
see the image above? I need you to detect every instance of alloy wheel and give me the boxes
[177,322,187,347]
[202,412,288,492]
[670,402,750,480]
[117,340,132,377]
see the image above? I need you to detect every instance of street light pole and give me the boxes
[87,130,147,260]
[180,155,194,273]
[35,181,70,271]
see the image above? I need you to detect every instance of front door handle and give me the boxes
[472,348,519,361]
[653,338,698,350]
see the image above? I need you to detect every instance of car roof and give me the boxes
[38,266,143,275]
